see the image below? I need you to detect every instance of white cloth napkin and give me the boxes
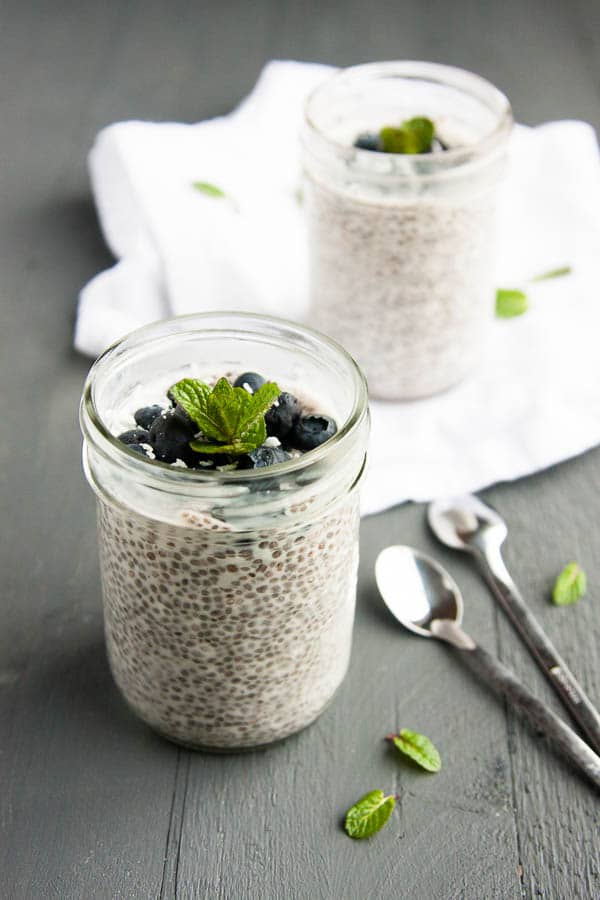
[75,60,600,516]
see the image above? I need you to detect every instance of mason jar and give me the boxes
[302,61,513,400]
[80,312,369,751]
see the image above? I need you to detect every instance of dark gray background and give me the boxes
[1,1,599,898]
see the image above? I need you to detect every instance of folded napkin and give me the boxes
[76,61,600,515]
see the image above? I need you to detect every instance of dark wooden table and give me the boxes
[1,2,599,897]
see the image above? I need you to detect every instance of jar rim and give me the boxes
[80,311,369,489]
[304,60,513,166]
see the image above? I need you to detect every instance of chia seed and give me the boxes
[306,174,496,400]
[98,493,359,750]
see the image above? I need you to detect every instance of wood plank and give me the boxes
[0,4,182,897]
[486,456,600,900]
[174,505,521,899]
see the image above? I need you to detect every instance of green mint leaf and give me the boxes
[168,378,224,441]
[170,376,279,457]
[552,562,587,606]
[189,420,266,456]
[169,379,210,425]
[496,289,528,318]
[344,790,396,839]
[189,440,257,455]
[240,417,267,449]
[380,116,435,154]
[192,407,227,442]
[388,729,442,772]
[205,378,247,442]
[531,265,572,282]
[192,181,227,198]
[236,382,281,434]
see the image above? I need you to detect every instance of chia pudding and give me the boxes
[80,313,369,750]
[302,62,513,399]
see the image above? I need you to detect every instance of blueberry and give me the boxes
[172,404,196,430]
[134,405,164,430]
[238,446,291,469]
[118,428,150,445]
[128,443,150,457]
[290,415,337,451]
[148,411,196,464]
[233,372,266,394]
[354,132,382,152]
[265,392,301,440]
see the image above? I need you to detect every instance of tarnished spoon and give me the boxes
[375,545,600,790]
[427,494,600,755]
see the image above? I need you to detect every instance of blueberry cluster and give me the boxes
[116,371,338,470]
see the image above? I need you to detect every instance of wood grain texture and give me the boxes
[173,508,520,899]
[486,470,600,900]
[0,1,599,898]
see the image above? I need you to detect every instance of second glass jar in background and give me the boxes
[302,61,513,400]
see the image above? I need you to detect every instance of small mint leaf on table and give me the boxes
[344,790,396,839]
[380,117,435,154]
[192,181,227,198]
[552,562,587,606]
[496,289,528,318]
[531,265,572,282]
[387,729,442,772]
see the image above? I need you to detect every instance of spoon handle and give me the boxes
[463,643,600,790]
[476,544,600,756]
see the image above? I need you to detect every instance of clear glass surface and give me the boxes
[80,312,369,750]
[303,61,513,399]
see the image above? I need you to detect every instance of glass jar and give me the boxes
[302,61,513,399]
[80,312,369,751]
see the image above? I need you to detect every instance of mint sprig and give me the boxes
[169,376,280,456]
[387,729,442,772]
[552,562,587,606]
[380,117,435,154]
[344,790,396,839]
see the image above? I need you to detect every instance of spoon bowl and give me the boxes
[427,494,507,552]
[375,545,463,637]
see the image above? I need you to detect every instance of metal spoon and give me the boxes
[375,545,600,789]
[427,494,600,755]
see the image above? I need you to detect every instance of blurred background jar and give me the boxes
[302,61,513,400]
